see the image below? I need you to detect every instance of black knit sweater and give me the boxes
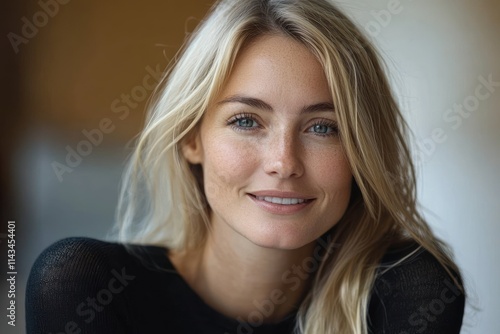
[26,237,465,333]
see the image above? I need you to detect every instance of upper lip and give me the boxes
[248,190,315,200]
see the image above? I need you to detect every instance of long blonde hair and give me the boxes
[111,0,463,333]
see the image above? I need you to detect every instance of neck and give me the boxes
[169,222,321,324]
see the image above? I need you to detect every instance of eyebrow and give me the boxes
[218,95,335,113]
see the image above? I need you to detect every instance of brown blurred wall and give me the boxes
[2,6,216,324]
[1,0,215,228]
[17,0,215,138]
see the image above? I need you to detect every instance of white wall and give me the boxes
[340,0,500,332]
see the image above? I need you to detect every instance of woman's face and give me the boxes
[183,34,353,250]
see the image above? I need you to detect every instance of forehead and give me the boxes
[218,34,332,106]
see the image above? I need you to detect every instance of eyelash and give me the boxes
[310,120,339,137]
[226,113,260,131]
[226,113,339,137]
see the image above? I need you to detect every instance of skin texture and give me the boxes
[174,34,353,323]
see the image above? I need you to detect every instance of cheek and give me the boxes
[202,134,260,200]
[309,148,353,197]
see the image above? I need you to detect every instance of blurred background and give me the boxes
[0,0,498,333]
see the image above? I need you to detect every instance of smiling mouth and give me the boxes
[248,194,314,205]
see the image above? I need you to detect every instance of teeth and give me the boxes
[256,196,306,205]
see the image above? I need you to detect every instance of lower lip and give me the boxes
[247,194,314,215]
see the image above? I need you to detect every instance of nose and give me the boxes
[263,131,304,179]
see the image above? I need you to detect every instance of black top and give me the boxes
[26,237,465,333]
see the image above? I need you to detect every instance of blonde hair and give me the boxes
[111,0,464,333]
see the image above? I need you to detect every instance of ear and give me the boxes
[181,130,203,164]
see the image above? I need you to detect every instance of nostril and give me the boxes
[264,159,304,179]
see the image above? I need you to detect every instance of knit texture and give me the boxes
[26,237,465,333]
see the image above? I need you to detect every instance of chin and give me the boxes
[243,230,318,251]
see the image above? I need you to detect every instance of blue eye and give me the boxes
[313,124,329,134]
[309,121,339,137]
[236,118,257,128]
[227,113,260,131]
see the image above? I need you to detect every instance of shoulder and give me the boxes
[368,242,465,333]
[27,237,131,281]
[31,236,125,262]
[27,236,172,287]
[26,237,140,307]
[26,237,169,332]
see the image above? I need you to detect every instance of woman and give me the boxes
[26,0,465,333]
